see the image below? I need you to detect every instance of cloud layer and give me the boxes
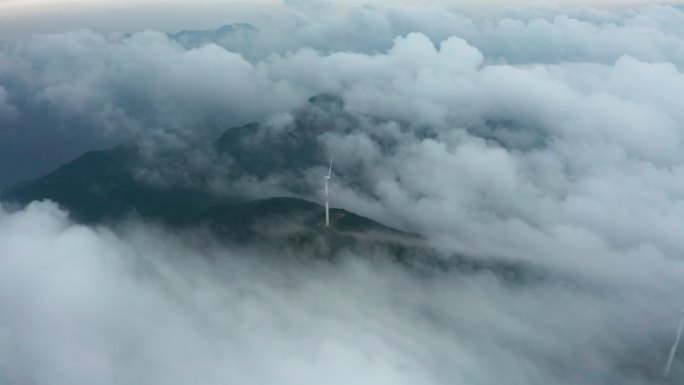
[2,3,684,384]
[1,200,682,385]
[2,4,684,187]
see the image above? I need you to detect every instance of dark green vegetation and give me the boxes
[194,197,426,264]
[195,197,406,240]
[191,196,545,284]
[0,145,225,225]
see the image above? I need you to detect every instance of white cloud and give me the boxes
[2,4,684,383]
[1,200,682,384]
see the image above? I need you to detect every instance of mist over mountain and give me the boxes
[2,2,684,385]
[1,95,379,223]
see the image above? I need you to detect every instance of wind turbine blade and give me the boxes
[328,156,333,177]
[330,179,340,202]
[664,310,684,378]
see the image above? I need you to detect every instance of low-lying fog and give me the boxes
[1,201,682,385]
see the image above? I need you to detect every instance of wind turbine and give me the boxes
[664,309,684,379]
[324,156,333,227]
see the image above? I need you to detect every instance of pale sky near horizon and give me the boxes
[0,0,682,33]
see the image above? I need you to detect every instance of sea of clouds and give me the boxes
[2,2,684,384]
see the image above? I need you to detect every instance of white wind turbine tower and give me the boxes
[324,156,333,227]
[664,309,684,378]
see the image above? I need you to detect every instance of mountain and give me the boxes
[0,144,227,224]
[214,94,361,192]
[0,95,359,223]
[191,196,417,259]
[195,197,544,283]
[0,95,547,283]
[1,153,545,284]
[194,196,412,243]
[168,23,256,53]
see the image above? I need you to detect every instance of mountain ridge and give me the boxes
[0,94,547,283]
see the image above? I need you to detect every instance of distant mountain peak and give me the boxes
[307,94,345,110]
[168,23,256,51]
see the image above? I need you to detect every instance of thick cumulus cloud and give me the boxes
[3,3,684,384]
[0,29,311,187]
[1,201,684,385]
[3,4,684,187]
